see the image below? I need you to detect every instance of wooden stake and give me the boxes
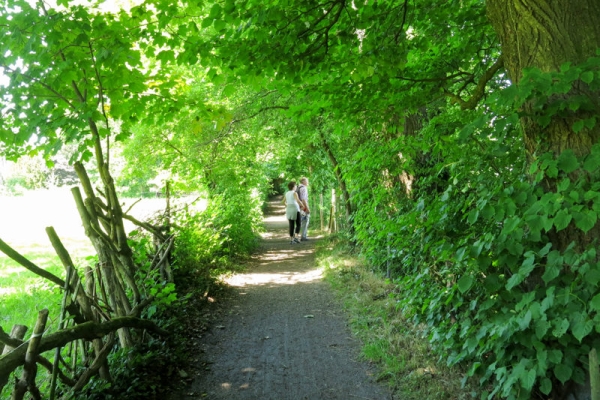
[591,348,599,400]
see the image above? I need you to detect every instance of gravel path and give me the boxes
[173,198,393,400]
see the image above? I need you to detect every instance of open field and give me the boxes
[0,188,203,333]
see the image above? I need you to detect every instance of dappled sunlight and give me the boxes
[224,268,323,287]
[256,246,316,261]
[0,188,182,255]
[263,215,286,223]
[0,265,36,278]
[0,286,17,296]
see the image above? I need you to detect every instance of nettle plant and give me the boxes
[395,55,600,399]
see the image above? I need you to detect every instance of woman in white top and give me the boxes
[283,181,302,244]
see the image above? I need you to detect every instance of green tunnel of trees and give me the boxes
[1,0,600,399]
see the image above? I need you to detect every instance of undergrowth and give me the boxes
[319,235,485,400]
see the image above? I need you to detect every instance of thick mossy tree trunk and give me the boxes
[486,0,600,251]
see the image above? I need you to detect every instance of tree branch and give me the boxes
[0,238,65,287]
[445,55,504,110]
[0,317,169,379]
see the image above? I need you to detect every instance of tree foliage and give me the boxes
[2,0,600,398]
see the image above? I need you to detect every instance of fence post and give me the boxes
[329,189,337,232]
[13,309,49,400]
[591,348,599,400]
[320,192,324,231]
[49,266,73,400]
[386,233,392,279]
[0,325,28,393]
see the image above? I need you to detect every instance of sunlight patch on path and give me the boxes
[224,268,323,287]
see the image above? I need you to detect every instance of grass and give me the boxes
[0,188,181,334]
[0,252,65,334]
[317,237,483,400]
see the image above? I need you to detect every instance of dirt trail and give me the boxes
[174,197,393,399]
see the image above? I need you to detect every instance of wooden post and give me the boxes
[320,193,324,231]
[329,189,337,233]
[49,266,73,400]
[386,233,392,279]
[1,325,27,355]
[12,309,49,400]
[0,325,28,393]
[332,189,337,232]
[591,348,600,400]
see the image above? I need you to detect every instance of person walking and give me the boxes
[297,177,310,241]
[283,181,302,244]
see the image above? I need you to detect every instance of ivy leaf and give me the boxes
[553,363,573,384]
[573,120,585,133]
[557,150,579,173]
[457,275,474,293]
[520,368,537,391]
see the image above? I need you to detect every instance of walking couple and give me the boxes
[283,178,310,245]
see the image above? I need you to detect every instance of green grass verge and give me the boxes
[0,252,65,334]
[317,237,483,400]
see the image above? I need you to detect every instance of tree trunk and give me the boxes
[320,132,354,223]
[486,0,600,251]
[486,0,600,154]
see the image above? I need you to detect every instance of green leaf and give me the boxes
[571,317,594,342]
[518,310,532,330]
[467,208,479,224]
[457,275,474,293]
[222,84,236,97]
[542,265,560,284]
[552,318,570,338]
[580,70,594,84]
[502,216,521,235]
[583,152,600,172]
[557,150,579,173]
[573,120,585,133]
[521,368,536,391]
[548,349,563,363]
[590,293,600,312]
[585,269,600,286]
[584,117,597,129]
[554,209,572,231]
[535,319,550,339]
[573,210,597,233]
[553,363,573,384]
[481,203,495,219]
[506,273,524,290]
[214,19,227,31]
[540,377,552,395]
[538,242,552,257]
[557,178,570,192]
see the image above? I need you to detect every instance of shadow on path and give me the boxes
[172,197,393,399]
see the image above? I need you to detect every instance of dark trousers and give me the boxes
[288,212,301,237]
